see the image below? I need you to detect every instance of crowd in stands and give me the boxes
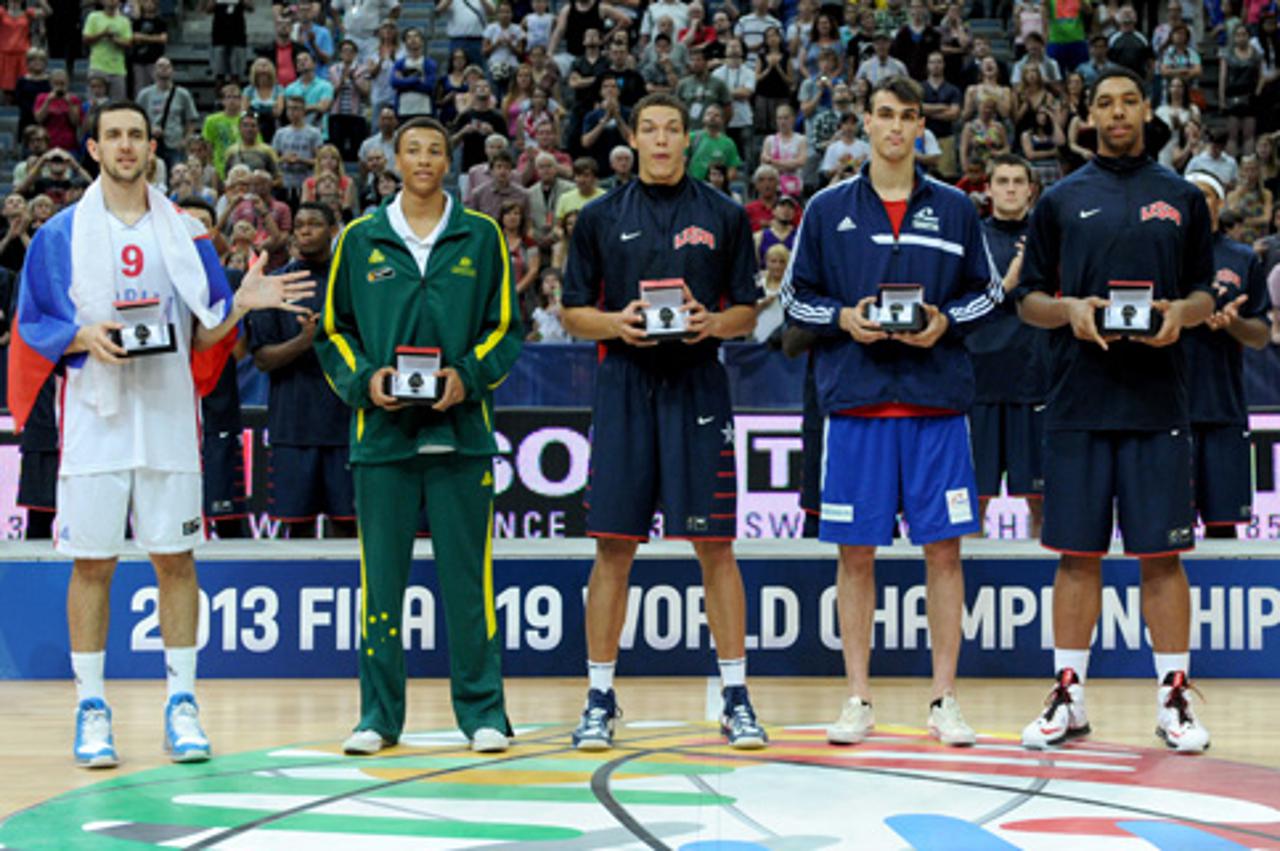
[5,0,1280,535]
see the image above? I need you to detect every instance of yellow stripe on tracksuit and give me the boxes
[464,210,512,385]
[483,501,496,638]
[322,215,373,381]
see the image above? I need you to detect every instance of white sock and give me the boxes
[718,657,746,689]
[71,651,105,703]
[587,660,615,693]
[1053,648,1090,684]
[164,646,198,699]
[1154,652,1190,686]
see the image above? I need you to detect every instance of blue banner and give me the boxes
[2,554,1277,679]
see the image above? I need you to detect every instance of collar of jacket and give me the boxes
[856,159,935,204]
[364,191,476,251]
[1091,152,1154,175]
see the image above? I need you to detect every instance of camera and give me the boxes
[862,284,926,333]
[109,298,176,356]
[640,279,693,340]
[383,346,442,405]
[1096,280,1162,337]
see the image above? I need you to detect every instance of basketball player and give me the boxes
[315,117,523,755]
[561,92,765,750]
[7,102,314,768]
[1015,68,1216,752]
[782,75,999,747]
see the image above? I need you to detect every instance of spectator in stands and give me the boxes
[744,162,782,230]
[328,38,372,162]
[1013,33,1064,94]
[331,0,399,62]
[0,191,30,271]
[17,146,88,203]
[565,28,607,152]
[26,191,52,227]
[184,133,219,186]
[367,18,400,114]
[515,84,563,147]
[529,267,570,341]
[1155,76,1200,168]
[856,32,907,86]
[224,112,280,182]
[135,57,200,172]
[83,73,111,125]
[1152,0,1185,57]
[799,47,844,123]
[434,47,469,123]
[32,68,79,154]
[468,148,531,220]
[609,143,633,184]
[1158,23,1202,102]
[525,0,554,53]
[704,160,742,201]
[890,0,939,82]
[1221,23,1261,156]
[1012,0,1044,59]
[500,197,541,322]
[821,110,870,181]
[452,78,509,171]
[518,117,572,183]
[528,42,560,93]
[0,0,46,102]
[465,133,508,196]
[1188,126,1239,186]
[555,156,604,219]
[751,27,791,137]
[243,57,284,144]
[753,242,788,342]
[1227,154,1274,243]
[202,0,249,85]
[962,36,1010,89]
[735,0,781,53]
[1044,0,1088,74]
[129,0,166,93]
[875,0,908,37]
[754,191,796,265]
[760,103,806,196]
[1107,5,1154,79]
[1257,131,1280,195]
[259,17,306,87]
[437,0,494,68]
[14,46,47,131]
[285,50,335,129]
[1077,35,1111,88]
[639,31,679,94]
[713,38,755,162]
[301,143,359,210]
[483,1,524,97]
[802,7,844,79]
[602,34,646,108]
[82,0,130,101]
[293,1,334,72]
[362,168,399,214]
[1022,105,1064,184]
[963,55,1013,120]
[247,202,355,539]
[582,75,633,172]
[356,145,389,204]
[921,51,962,178]
[11,124,48,184]
[1014,65,1059,137]
[390,27,436,119]
[686,101,739,181]
[960,95,1010,175]
[501,63,536,137]
[273,95,323,203]
[360,105,399,173]
[527,150,573,256]
[845,8,877,78]
[549,206,576,271]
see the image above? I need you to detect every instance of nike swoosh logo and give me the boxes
[1039,726,1062,735]
[1079,208,1102,219]
[621,231,641,241]
[697,416,715,425]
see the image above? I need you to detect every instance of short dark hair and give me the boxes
[394,116,452,155]
[987,152,1036,183]
[178,196,216,220]
[1088,66,1146,104]
[1025,31,1045,45]
[295,200,336,227]
[285,95,306,107]
[631,92,690,133]
[572,156,598,176]
[869,75,924,110]
[90,101,152,142]
[490,148,515,166]
[1090,34,1108,46]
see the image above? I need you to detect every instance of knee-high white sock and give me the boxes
[164,646,197,699]
[587,660,615,693]
[1153,652,1190,685]
[1053,648,1090,684]
[718,657,746,689]
[71,651,105,703]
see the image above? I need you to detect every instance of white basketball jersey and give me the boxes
[60,210,202,475]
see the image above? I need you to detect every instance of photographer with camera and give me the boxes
[16,147,91,207]
[33,69,82,156]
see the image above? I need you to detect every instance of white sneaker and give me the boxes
[343,729,395,755]
[1021,668,1091,750]
[928,695,976,746]
[471,727,509,753]
[1156,671,1210,754]
[74,698,119,769]
[827,697,874,745]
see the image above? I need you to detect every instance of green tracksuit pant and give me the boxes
[353,453,509,740]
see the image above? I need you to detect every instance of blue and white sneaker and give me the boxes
[571,688,619,751]
[74,698,119,769]
[164,692,211,763]
[720,685,767,750]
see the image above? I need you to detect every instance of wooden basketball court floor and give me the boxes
[3,675,1277,816]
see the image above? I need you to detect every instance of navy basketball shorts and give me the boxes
[268,445,356,521]
[819,414,980,546]
[201,429,247,518]
[17,449,58,511]
[1041,429,1196,557]
[969,401,1046,498]
[1193,422,1253,526]
[585,356,736,540]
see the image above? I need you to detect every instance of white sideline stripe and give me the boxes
[705,677,720,722]
[822,750,1134,772]
[871,233,965,256]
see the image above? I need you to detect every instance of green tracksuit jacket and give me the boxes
[315,195,522,741]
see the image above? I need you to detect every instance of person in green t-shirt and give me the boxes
[1047,0,1091,73]
[82,0,132,100]
[687,103,742,181]
[202,83,245,180]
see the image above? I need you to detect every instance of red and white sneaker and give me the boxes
[1021,668,1091,750]
[1156,671,1210,754]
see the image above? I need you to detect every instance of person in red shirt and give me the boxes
[745,163,805,231]
[0,0,46,93]
[33,68,81,153]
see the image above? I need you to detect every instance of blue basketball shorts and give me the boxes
[1193,423,1253,526]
